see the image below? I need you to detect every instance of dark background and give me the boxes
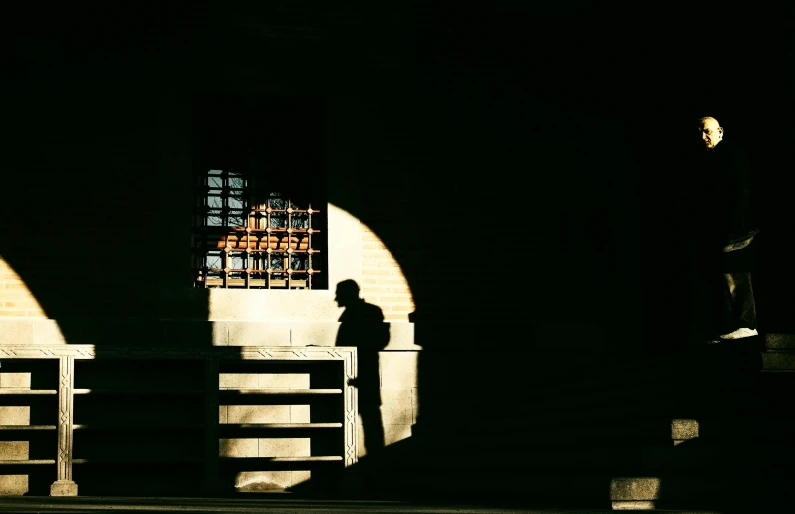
[1,1,793,505]
[3,3,792,330]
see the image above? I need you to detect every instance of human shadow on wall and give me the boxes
[286,280,390,497]
[333,280,390,472]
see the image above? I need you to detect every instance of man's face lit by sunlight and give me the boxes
[698,117,723,150]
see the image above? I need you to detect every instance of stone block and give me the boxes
[610,477,660,501]
[380,388,412,426]
[0,320,33,345]
[234,471,291,492]
[0,475,28,495]
[384,424,412,446]
[290,405,310,423]
[0,373,31,389]
[259,374,310,389]
[0,407,29,425]
[411,388,419,424]
[379,352,418,388]
[32,320,66,345]
[228,321,290,346]
[258,438,310,457]
[50,480,77,496]
[227,405,291,424]
[161,320,215,347]
[219,438,258,457]
[219,373,259,389]
[291,470,311,487]
[0,442,28,460]
[383,322,417,350]
[289,322,339,347]
[671,419,698,441]
[612,501,655,510]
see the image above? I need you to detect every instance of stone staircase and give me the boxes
[360,334,794,511]
[2,335,791,511]
[609,333,795,511]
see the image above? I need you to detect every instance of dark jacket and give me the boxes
[684,139,757,248]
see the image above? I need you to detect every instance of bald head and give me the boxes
[698,116,723,150]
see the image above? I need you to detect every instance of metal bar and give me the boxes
[286,199,292,289]
[201,171,210,289]
[267,197,272,290]
[248,208,321,213]
[308,202,313,289]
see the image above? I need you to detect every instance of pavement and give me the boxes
[0,496,725,514]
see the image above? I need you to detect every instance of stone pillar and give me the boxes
[51,356,77,496]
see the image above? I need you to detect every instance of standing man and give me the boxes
[688,116,759,341]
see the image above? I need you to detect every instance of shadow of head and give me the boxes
[334,280,390,350]
[334,279,362,309]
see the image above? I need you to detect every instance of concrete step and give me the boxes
[429,384,762,424]
[364,469,791,510]
[761,351,795,370]
[384,423,795,474]
[610,475,793,510]
[413,410,795,460]
[369,470,621,508]
[641,443,795,474]
[386,444,648,474]
[412,417,675,449]
[765,333,795,350]
[0,495,729,513]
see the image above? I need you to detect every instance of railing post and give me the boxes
[344,350,358,468]
[202,357,220,494]
[51,355,77,496]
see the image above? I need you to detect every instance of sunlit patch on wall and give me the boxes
[0,258,61,495]
[0,257,47,319]
[358,220,415,323]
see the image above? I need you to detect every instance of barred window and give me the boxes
[192,96,327,290]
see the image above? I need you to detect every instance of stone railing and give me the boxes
[0,345,357,496]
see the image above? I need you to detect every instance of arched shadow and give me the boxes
[1,28,214,497]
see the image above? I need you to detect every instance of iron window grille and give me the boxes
[192,169,323,290]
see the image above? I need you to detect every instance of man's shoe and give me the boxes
[719,327,758,340]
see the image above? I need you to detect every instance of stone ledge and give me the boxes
[762,352,795,370]
[6,319,417,349]
[0,345,357,361]
[0,319,33,345]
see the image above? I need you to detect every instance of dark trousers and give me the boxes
[719,243,757,333]
[686,240,757,339]
[720,271,757,332]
